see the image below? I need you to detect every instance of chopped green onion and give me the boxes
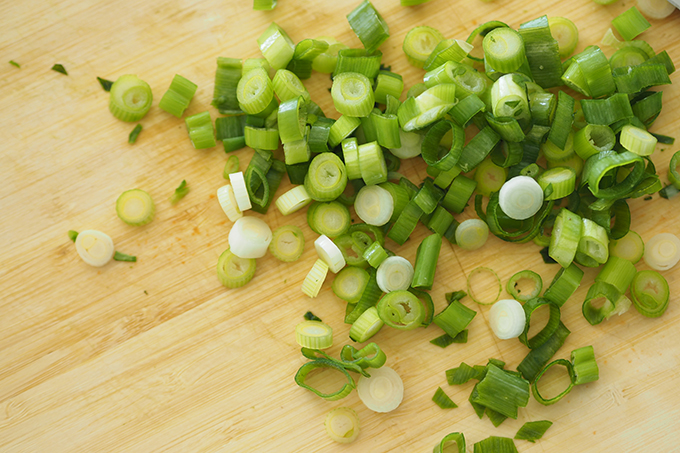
[237,67,274,115]
[302,259,330,298]
[333,266,370,303]
[421,119,464,171]
[432,387,458,409]
[571,345,599,385]
[113,251,136,262]
[253,0,276,10]
[483,27,526,74]
[312,37,349,74]
[158,74,197,118]
[548,208,582,268]
[257,22,295,70]
[609,230,644,263]
[582,281,626,325]
[515,420,553,443]
[272,69,310,103]
[295,359,355,400]
[431,330,468,347]
[185,111,216,149]
[216,116,247,153]
[376,256,414,293]
[325,407,359,444]
[304,153,348,202]
[340,342,386,369]
[51,63,67,75]
[329,115,361,148]
[116,189,155,226]
[307,201,351,237]
[109,75,153,122]
[97,77,113,91]
[127,124,142,144]
[546,91,575,151]
[489,299,526,340]
[357,366,403,412]
[229,171,252,212]
[10,60,21,68]
[473,436,519,453]
[67,230,79,242]
[359,141,388,185]
[217,184,243,222]
[376,290,424,330]
[334,48,383,79]
[355,185,394,226]
[295,320,333,349]
[517,321,570,382]
[216,247,256,288]
[467,267,501,305]
[269,225,305,262]
[349,306,384,342]
[471,364,530,419]
[441,175,476,214]
[475,158,507,198]
[433,300,476,338]
[403,26,444,68]
[549,17,578,59]
[543,263,584,307]
[455,219,489,251]
[75,230,115,267]
[434,432,465,453]
[423,39,473,71]
[620,125,658,156]
[373,71,404,105]
[169,179,189,204]
[644,233,680,271]
[519,16,562,88]
[276,185,311,216]
[532,358,575,405]
[498,176,544,220]
[387,200,422,245]
[507,270,542,302]
[211,57,242,114]
[412,233,441,290]
[332,72,375,117]
[315,234,347,273]
[537,167,576,200]
[613,6,651,41]
[228,216,272,259]
[631,269,670,317]
[446,362,479,385]
[457,126,501,172]
[346,0,390,53]
[573,124,615,161]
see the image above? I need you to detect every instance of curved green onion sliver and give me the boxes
[295,359,355,400]
[583,151,646,200]
[269,225,305,262]
[434,433,466,453]
[376,290,424,330]
[466,21,510,62]
[519,298,561,350]
[506,270,543,302]
[331,72,375,117]
[632,270,670,318]
[109,75,153,122]
[403,26,444,68]
[421,120,464,171]
[304,153,348,202]
[532,359,575,406]
[340,343,386,369]
[484,192,555,244]
[467,267,501,305]
[548,208,582,268]
[582,281,622,326]
[517,321,571,383]
[409,287,435,328]
[609,230,644,264]
[216,248,256,289]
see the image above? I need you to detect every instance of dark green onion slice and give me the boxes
[506,270,542,302]
[612,6,651,41]
[97,76,113,91]
[345,268,382,324]
[421,119,464,171]
[446,362,479,385]
[430,329,468,348]
[432,387,458,409]
[631,270,670,318]
[51,63,67,75]
[532,358,575,405]
[519,298,561,349]
[571,345,599,385]
[515,420,553,443]
[128,124,142,144]
[340,342,386,369]
[212,57,242,114]
[387,200,422,245]
[433,300,476,338]
[473,436,518,453]
[518,15,562,88]
[470,364,530,419]
[517,321,570,382]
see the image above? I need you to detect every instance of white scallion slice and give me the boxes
[295,320,333,349]
[357,366,404,413]
[315,235,346,273]
[455,219,489,251]
[302,259,329,298]
[644,233,680,271]
[325,407,360,443]
[228,171,252,211]
[228,216,272,259]
[499,176,544,220]
[489,299,526,340]
[217,184,243,222]
[376,256,414,293]
[354,185,394,226]
[636,0,677,19]
[75,230,115,267]
[389,130,423,159]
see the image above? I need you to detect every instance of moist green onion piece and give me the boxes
[596,255,637,295]
[519,298,561,349]
[433,300,476,338]
[217,248,256,288]
[295,359,355,400]
[363,242,388,268]
[295,320,333,349]
[251,158,286,214]
[467,267,501,305]
[610,46,650,71]
[333,48,383,79]
[612,6,651,41]
[308,201,351,237]
[68,230,79,242]
[412,233,441,290]
[304,312,321,323]
[573,124,615,161]
[413,179,444,215]
[620,125,657,156]
[51,64,67,75]
[403,26,444,68]
[609,230,644,263]
[211,57,242,114]
[457,126,501,172]
[473,436,519,453]
[332,72,375,117]
[236,67,274,115]
[518,321,570,382]
[223,156,240,181]
[427,206,454,236]
[257,22,295,70]
[532,358,575,405]
[116,189,155,226]
[278,96,307,145]
[269,225,305,262]
[577,218,609,265]
[580,93,634,126]
[434,432,465,453]
[376,290,424,330]
[519,15,562,88]
[186,111,216,149]
[583,150,646,201]
[128,124,142,144]
[340,343,386,369]
[446,362,478,385]
[345,267,382,324]
[543,263,584,307]
[217,116,247,153]
[542,131,574,163]
[546,91,575,151]
[333,266,370,303]
[441,175,476,214]
[465,20,509,62]
[286,58,313,80]
[253,0,276,10]
[581,281,623,325]
[349,306,384,342]
[571,345,599,385]
[432,387,458,409]
[471,364,530,419]
[430,329,468,348]
[304,153,348,202]
[631,91,663,127]
[312,37,349,74]
[483,28,526,74]
[507,270,542,302]
[113,251,137,262]
[373,71,404,105]
[109,75,153,122]
[387,200,422,245]
[272,69,310,103]
[474,158,507,197]
[372,113,401,149]
[329,115,361,148]
[159,74,197,118]
[423,39,474,71]
[515,420,553,443]
[97,77,113,91]
[421,119,464,171]
[549,17,578,59]
[346,0,390,53]
[548,208,582,268]
[359,141,388,185]
[10,60,21,68]
[169,180,189,204]
[455,219,489,251]
[631,270,670,317]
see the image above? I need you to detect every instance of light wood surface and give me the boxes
[1,0,679,451]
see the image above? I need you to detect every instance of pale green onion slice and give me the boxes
[376,256,414,293]
[295,320,333,349]
[467,267,501,305]
[573,124,616,160]
[434,432,465,453]
[571,345,599,385]
[601,28,622,47]
[257,22,295,70]
[302,259,329,298]
[269,225,304,262]
[236,67,274,115]
[613,6,651,41]
[474,158,507,197]
[520,298,561,349]
[376,290,424,330]
[186,111,216,149]
[609,230,644,263]
[333,266,370,303]
[158,74,197,118]
[549,208,582,268]
[620,124,657,156]
[483,27,526,73]
[489,299,526,340]
[349,306,384,342]
[75,230,115,267]
[423,39,473,71]
[331,72,375,117]
[644,233,680,271]
[116,189,155,226]
[637,0,677,19]
[548,17,579,59]
[315,234,346,273]
[542,131,575,162]
[631,270,670,317]
[403,26,444,68]
[491,74,530,124]
[217,184,243,222]
[109,75,153,122]
[578,219,609,265]
[307,202,351,237]
[537,167,576,200]
[389,130,423,159]
[498,176,543,220]
[312,37,349,74]
[228,216,272,259]
[342,138,361,180]
[506,270,542,302]
[228,171,252,212]
[304,153,348,202]
[325,407,360,443]
[357,366,404,413]
[346,0,390,53]
[455,219,489,251]
[359,141,388,185]
[354,185,394,226]
[276,185,311,216]
[216,248,256,288]
[272,69,310,103]
[363,242,388,268]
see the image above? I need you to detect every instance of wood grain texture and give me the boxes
[1,0,679,451]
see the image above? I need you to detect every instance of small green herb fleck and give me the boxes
[68,230,79,242]
[644,196,653,201]
[169,180,189,204]
[97,76,114,92]
[304,311,322,322]
[128,124,142,144]
[114,251,137,262]
[540,247,557,264]
[9,60,20,68]
[144,290,148,295]
[51,64,68,75]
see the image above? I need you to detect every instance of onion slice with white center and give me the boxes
[489,299,526,339]
[499,175,544,220]
[314,235,346,273]
[228,216,272,259]
[357,366,404,413]
[75,230,115,267]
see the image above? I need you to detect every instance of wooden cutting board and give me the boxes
[1,0,679,451]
